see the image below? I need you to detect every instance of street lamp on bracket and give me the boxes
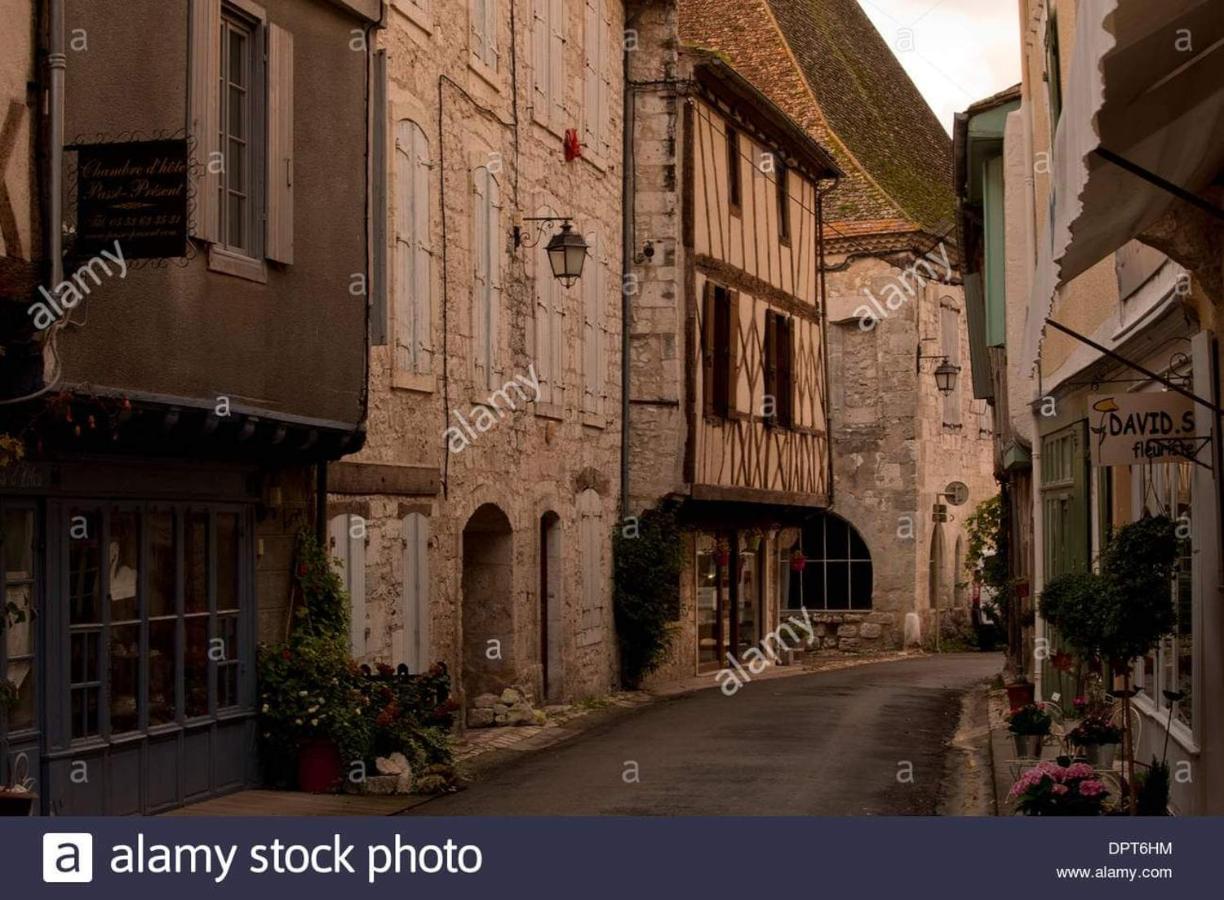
[511,215,588,287]
[916,340,960,396]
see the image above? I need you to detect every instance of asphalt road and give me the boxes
[407,653,1002,815]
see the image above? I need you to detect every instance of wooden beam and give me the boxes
[328,461,441,497]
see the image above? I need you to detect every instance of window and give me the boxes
[532,206,565,406]
[701,282,737,418]
[472,164,503,389]
[1044,0,1062,140]
[1040,423,1089,578]
[776,159,790,243]
[581,230,606,415]
[328,513,367,659]
[785,513,873,611]
[531,0,566,131]
[190,0,294,266]
[763,310,794,427]
[398,513,430,673]
[61,505,250,742]
[394,120,433,375]
[576,490,605,648]
[726,125,742,212]
[940,302,962,426]
[470,0,499,72]
[583,0,613,159]
[1,504,37,734]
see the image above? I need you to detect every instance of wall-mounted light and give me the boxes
[512,216,588,287]
[917,342,960,396]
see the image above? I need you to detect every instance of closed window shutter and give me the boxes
[484,0,499,69]
[394,123,412,373]
[941,306,961,425]
[583,0,599,151]
[472,168,489,387]
[701,282,716,416]
[188,0,221,243]
[486,172,501,388]
[471,0,486,64]
[266,24,294,264]
[764,310,778,423]
[531,0,549,125]
[400,513,430,672]
[548,0,566,124]
[597,243,608,410]
[725,290,740,414]
[583,232,599,412]
[598,0,613,158]
[778,317,794,427]
[411,126,431,373]
[328,515,366,659]
[532,220,552,404]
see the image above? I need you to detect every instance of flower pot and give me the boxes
[1011,733,1045,758]
[297,737,342,793]
[1081,742,1117,769]
[1005,682,1035,712]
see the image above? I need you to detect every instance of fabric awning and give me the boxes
[1021,0,1224,375]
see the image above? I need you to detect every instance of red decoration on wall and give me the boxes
[563,129,583,161]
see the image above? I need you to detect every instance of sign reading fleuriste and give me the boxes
[1089,393,1202,466]
[75,139,188,259]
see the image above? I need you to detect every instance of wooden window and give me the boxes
[583,0,613,159]
[726,125,741,212]
[576,490,605,648]
[940,303,962,426]
[218,10,256,254]
[702,282,737,418]
[398,513,430,673]
[764,310,793,426]
[472,165,502,389]
[582,230,605,414]
[471,0,499,72]
[328,514,367,659]
[776,159,790,243]
[265,23,294,263]
[531,0,566,131]
[394,120,432,375]
[1044,0,1062,136]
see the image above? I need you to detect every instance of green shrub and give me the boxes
[614,503,683,688]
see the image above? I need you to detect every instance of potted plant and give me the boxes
[1008,757,1109,815]
[1007,703,1051,758]
[1068,714,1123,768]
[1004,676,1035,712]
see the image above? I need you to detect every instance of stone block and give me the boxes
[473,693,499,709]
[467,708,495,728]
[860,623,883,640]
[837,624,858,637]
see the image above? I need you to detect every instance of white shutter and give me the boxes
[486,172,501,388]
[472,167,489,387]
[189,0,221,243]
[410,124,431,373]
[471,0,487,65]
[399,513,430,672]
[583,0,599,151]
[394,123,412,373]
[533,218,553,404]
[598,0,613,158]
[582,232,598,412]
[597,243,608,411]
[941,305,962,425]
[531,0,549,125]
[328,515,366,659]
[549,259,564,402]
[548,0,566,125]
[266,24,294,263]
[484,0,499,70]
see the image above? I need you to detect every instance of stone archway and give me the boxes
[461,503,514,704]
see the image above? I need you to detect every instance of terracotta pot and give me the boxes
[1005,681,1035,712]
[297,737,342,793]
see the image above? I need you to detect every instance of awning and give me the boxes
[1021,0,1224,375]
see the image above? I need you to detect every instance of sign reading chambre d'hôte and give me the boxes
[75,139,188,259]
[1089,392,1203,466]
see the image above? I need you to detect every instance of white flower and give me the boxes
[294,718,302,725]
[308,705,319,714]
[310,718,319,727]
[261,704,269,713]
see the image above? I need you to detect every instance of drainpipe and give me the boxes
[619,7,644,521]
[47,0,65,289]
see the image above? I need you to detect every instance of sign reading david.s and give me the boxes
[1090,393,1201,466]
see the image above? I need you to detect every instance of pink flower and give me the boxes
[1052,784,1069,795]
[1065,763,1095,780]
[1078,779,1106,798]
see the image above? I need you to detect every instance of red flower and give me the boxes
[281,649,292,661]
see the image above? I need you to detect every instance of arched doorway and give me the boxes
[539,511,562,702]
[461,504,513,702]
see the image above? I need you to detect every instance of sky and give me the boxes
[855,0,1023,134]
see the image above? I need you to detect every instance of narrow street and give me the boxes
[407,654,1001,816]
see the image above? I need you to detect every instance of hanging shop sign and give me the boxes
[1089,393,1204,466]
[75,139,189,259]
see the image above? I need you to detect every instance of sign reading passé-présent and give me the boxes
[75,139,188,259]
[1089,392,1202,466]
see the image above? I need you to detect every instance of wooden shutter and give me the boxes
[763,310,778,423]
[471,0,487,65]
[394,123,412,372]
[701,281,716,416]
[188,0,221,243]
[582,232,598,412]
[583,0,599,151]
[399,513,430,672]
[778,316,794,426]
[597,0,613,158]
[411,125,431,372]
[329,515,366,659]
[486,172,501,388]
[941,305,961,425]
[719,289,738,415]
[371,50,388,346]
[266,24,294,264]
[532,215,552,404]
[548,0,566,124]
[484,0,499,69]
[531,0,549,125]
[472,168,489,387]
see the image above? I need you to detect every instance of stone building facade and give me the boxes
[677,0,996,650]
[330,0,627,718]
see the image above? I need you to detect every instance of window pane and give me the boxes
[825,520,849,561]
[849,526,870,561]
[5,659,34,730]
[228,88,245,141]
[850,562,874,610]
[109,511,139,622]
[148,511,175,618]
[228,193,245,248]
[3,508,34,576]
[695,545,719,666]
[826,562,850,609]
[72,687,100,739]
[228,28,246,89]
[184,616,209,718]
[184,512,209,614]
[228,135,245,190]
[216,513,239,612]
[69,509,102,624]
[216,613,239,694]
[109,623,140,733]
[4,584,33,658]
[70,630,99,685]
[148,618,177,725]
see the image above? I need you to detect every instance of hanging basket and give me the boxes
[789,551,807,573]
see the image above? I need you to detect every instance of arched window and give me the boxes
[785,512,872,611]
